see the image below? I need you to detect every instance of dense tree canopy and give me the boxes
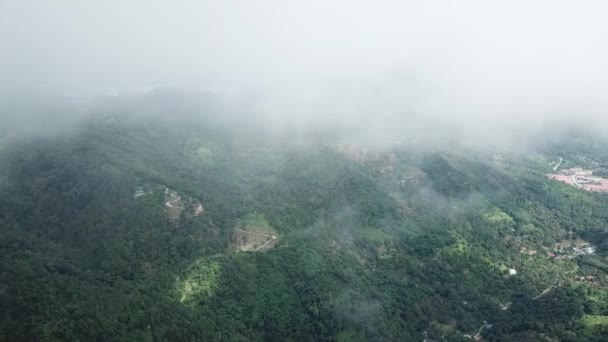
[1,113,608,341]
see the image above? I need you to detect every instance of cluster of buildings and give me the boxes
[547,167,608,192]
[548,239,596,260]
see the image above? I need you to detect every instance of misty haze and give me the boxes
[2,1,608,341]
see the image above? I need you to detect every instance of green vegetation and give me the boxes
[178,258,221,303]
[194,145,214,164]
[582,315,608,328]
[483,207,515,226]
[2,114,608,341]
[241,213,269,228]
[357,226,391,244]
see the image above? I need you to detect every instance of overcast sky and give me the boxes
[2,1,608,138]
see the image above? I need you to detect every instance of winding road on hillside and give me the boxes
[474,323,492,339]
[166,193,185,209]
[464,323,493,340]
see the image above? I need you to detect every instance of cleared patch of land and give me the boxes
[230,213,278,252]
[163,186,205,220]
[548,167,608,192]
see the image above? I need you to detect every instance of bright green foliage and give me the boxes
[483,207,515,226]
[178,258,221,303]
[582,315,608,328]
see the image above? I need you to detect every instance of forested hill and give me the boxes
[1,111,608,341]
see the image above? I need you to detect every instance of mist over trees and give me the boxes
[2,1,608,341]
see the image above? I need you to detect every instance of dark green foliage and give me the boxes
[2,114,608,341]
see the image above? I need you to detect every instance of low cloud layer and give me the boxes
[2,1,608,143]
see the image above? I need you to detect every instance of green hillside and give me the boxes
[1,112,608,341]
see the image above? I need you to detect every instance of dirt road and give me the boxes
[166,193,185,209]
[234,227,277,251]
[553,157,563,171]
[533,285,557,300]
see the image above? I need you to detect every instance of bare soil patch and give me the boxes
[230,214,278,252]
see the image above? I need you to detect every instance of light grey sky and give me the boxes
[1,1,608,137]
